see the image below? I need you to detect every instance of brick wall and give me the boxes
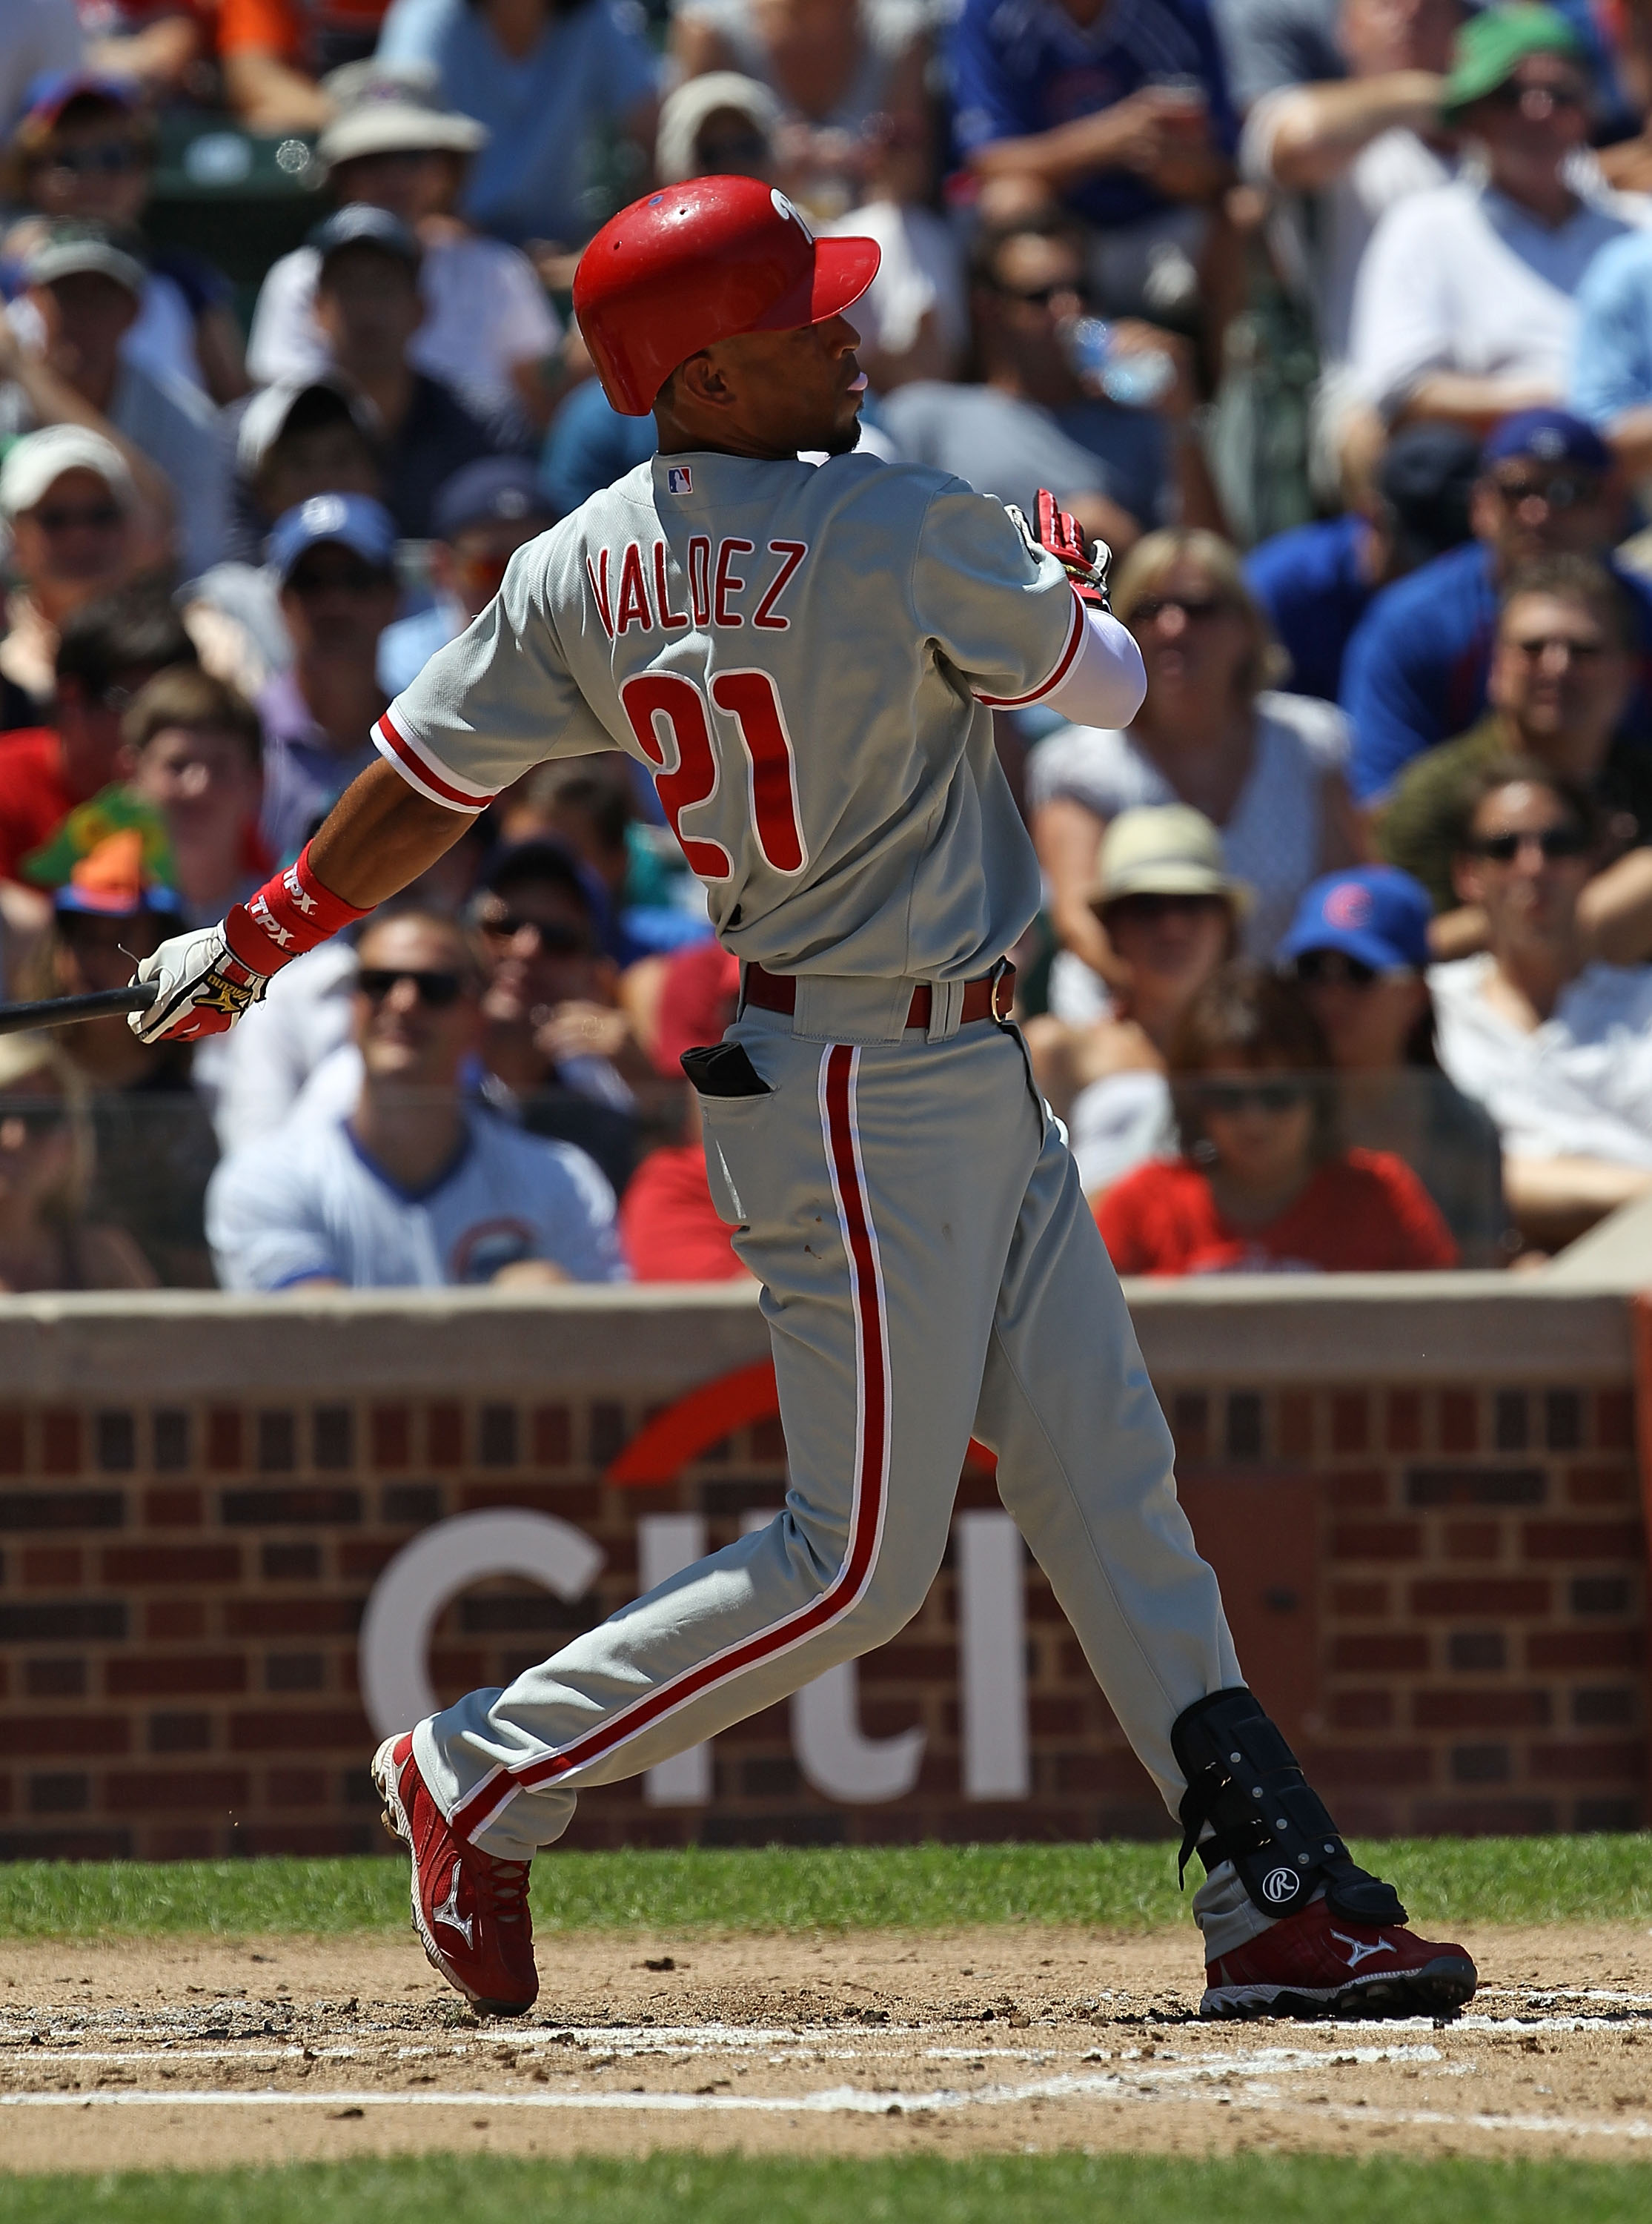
[0,1286,1644,1857]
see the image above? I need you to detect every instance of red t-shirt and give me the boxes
[1096,1149,1459,1277]
[0,728,71,887]
[620,1145,751,1283]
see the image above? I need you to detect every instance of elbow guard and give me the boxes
[1171,1687,1407,1927]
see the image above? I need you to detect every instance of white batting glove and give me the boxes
[129,921,271,1044]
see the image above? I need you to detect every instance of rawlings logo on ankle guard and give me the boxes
[1171,1687,1407,1929]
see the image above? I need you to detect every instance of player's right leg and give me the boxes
[975,1114,1476,2019]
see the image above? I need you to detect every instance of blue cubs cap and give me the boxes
[268,492,397,584]
[431,456,551,543]
[1481,408,1611,475]
[1278,867,1433,973]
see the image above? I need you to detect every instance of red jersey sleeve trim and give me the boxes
[973,589,1086,709]
[372,709,497,816]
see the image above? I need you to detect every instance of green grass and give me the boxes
[1,1833,1649,1939]
[4,2154,1651,2224]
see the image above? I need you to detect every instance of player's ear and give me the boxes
[674,348,735,411]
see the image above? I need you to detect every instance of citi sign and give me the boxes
[357,1363,1030,1806]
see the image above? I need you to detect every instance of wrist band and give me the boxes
[223,842,371,975]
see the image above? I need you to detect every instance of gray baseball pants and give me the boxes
[416,987,1260,1953]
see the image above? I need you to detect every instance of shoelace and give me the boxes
[474,1853,532,1928]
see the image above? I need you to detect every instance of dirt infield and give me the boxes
[3,1924,1651,2174]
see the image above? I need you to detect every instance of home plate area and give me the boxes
[3,1927,1652,2171]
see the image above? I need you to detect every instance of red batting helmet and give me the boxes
[572,176,880,418]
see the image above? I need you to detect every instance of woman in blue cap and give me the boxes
[1278,864,1513,1264]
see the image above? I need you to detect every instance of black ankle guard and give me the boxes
[1170,1687,1407,1926]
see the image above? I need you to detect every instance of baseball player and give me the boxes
[130,179,1476,2025]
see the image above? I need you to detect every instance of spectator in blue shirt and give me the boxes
[1338,408,1652,804]
[374,0,659,249]
[1245,422,1478,702]
[950,0,1236,318]
[1570,229,1652,486]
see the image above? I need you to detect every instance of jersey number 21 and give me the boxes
[620,669,807,880]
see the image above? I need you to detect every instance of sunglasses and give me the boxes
[33,502,123,533]
[0,1102,70,1139]
[1508,633,1607,659]
[1466,824,1590,862]
[287,564,393,598]
[477,913,593,955]
[356,968,467,1007]
[1129,594,1230,625]
[1292,950,1416,990]
[1104,892,1229,926]
[1194,1079,1310,1116]
[1490,473,1597,510]
[38,143,147,176]
[694,130,772,168]
[1482,78,1587,113]
[995,278,1084,308]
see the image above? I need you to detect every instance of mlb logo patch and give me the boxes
[666,466,694,494]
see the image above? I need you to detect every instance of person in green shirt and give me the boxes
[1379,551,1652,960]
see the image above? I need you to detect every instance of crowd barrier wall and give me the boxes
[0,1277,1645,1859]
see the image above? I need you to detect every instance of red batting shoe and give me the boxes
[372,1733,539,2017]
[1201,1895,1477,2021]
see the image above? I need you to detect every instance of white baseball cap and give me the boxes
[0,426,136,522]
[1088,804,1253,914]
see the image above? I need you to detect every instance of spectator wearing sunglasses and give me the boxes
[1279,865,1510,1265]
[1026,804,1246,1197]
[0,1031,152,1293]
[880,211,1212,564]
[1347,7,1636,458]
[1380,555,1652,959]
[1096,961,1458,1275]
[207,906,625,1291]
[0,426,148,734]
[468,841,652,1199]
[1029,528,1363,1014]
[377,457,552,698]
[1,75,246,406]
[1429,758,1652,1248]
[1339,409,1652,804]
[258,493,400,866]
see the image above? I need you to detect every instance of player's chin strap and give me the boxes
[1170,1687,1407,1927]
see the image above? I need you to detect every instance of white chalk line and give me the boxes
[0,2043,1447,2120]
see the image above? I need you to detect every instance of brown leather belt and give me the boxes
[742,960,1016,1030]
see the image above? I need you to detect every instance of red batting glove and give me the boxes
[1034,489,1112,609]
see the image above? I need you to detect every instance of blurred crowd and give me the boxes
[3,0,1652,1293]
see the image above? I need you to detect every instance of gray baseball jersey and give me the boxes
[385,441,1260,1967]
[375,450,1083,982]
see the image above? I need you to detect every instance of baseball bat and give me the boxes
[0,982,158,1039]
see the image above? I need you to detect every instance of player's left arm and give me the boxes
[916,483,1145,731]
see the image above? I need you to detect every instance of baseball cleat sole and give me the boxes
[1201,1955,1480,2022]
